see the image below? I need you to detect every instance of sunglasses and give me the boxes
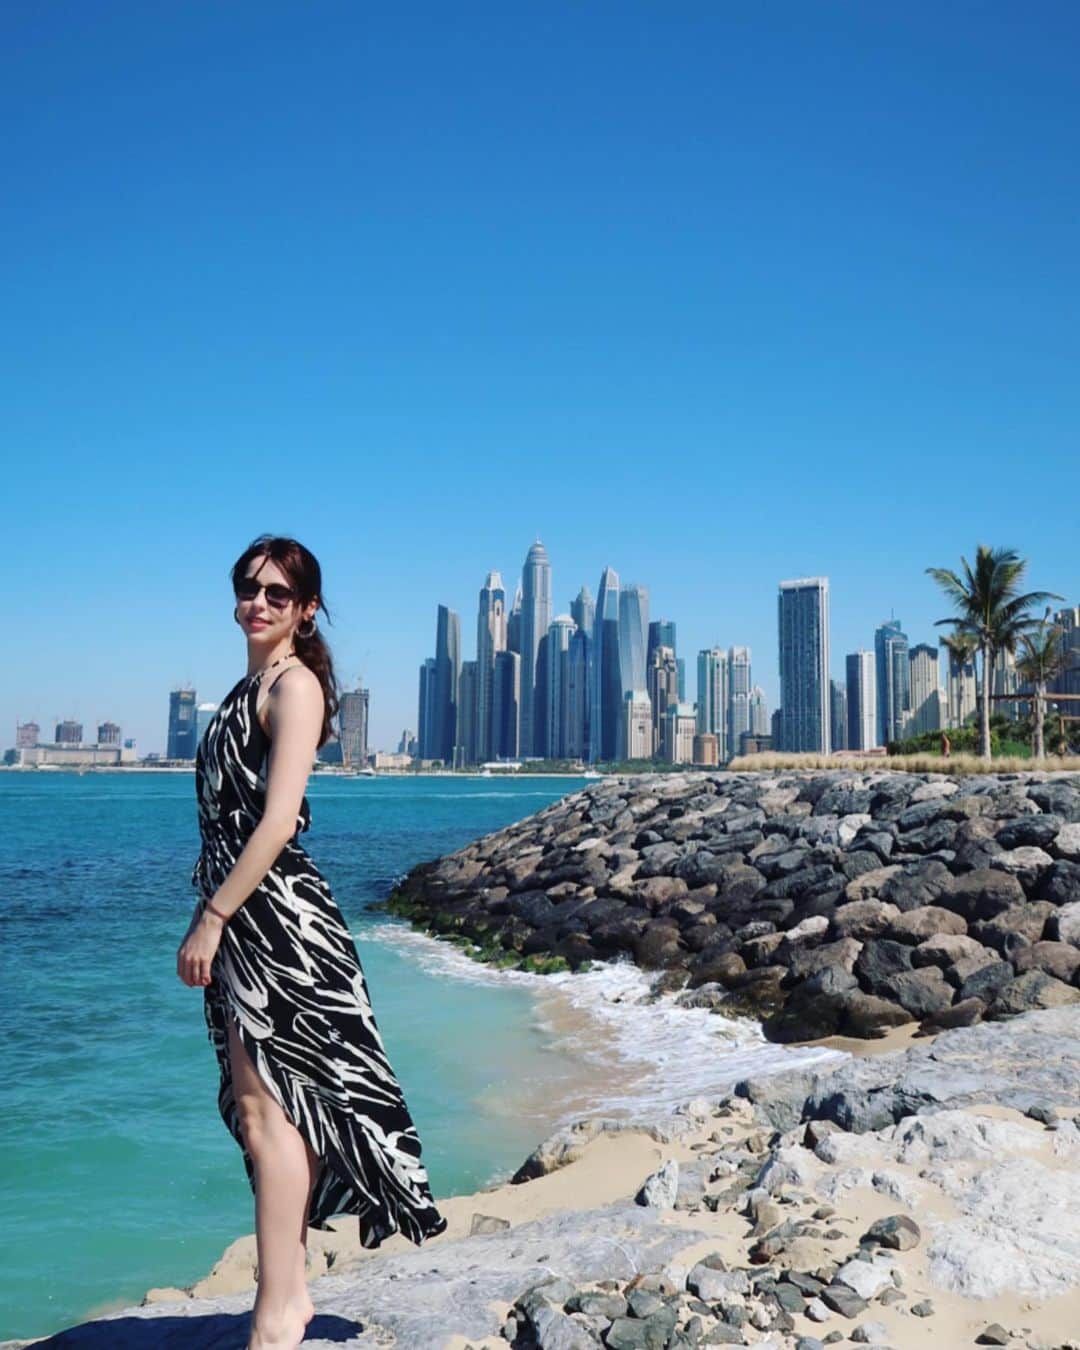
[234,577,299,609]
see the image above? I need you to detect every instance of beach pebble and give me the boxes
[851,1323,890,1344]
[910,1299,935,1317]
[975,1327,1011,1346]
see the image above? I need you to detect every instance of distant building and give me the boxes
[338,686,370,769]
[875,620,909,746]
[566,625,590,761]
[56,719,83,745]
[433,605,461,765]
[907,644,943,737]
[1051,606,1080,698]
[845,650,877,750]
[777,577,830,753]
[830,679,848,751]
[519,541,552,757]
[696,648,729,759]
[545,614,576,759]
[739,732,773,756]
[728,647,752,760]
[749,686,769,736]
[493,650,521,759]
[475,571,507,763]
[944,643,977,729]
[167,687,197,759]
[693,732,719,767]
[15,721,40,749]
[97,721,121,745]
[661,701,697,764]
[647,644,679,757]
[372,751,413,771]
[623,690,653,760]
[417,657,437,758]
[456,660,478,767]
[592,566,622,763]
[195,703,218,748]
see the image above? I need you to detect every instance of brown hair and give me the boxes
[230,533,341,749]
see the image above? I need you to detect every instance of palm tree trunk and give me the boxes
[979,641,992,761]
[1034,683,1046,760]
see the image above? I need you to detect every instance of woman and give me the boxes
[178,534,447,1350]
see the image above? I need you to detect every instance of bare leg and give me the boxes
[227,1018,318,1349]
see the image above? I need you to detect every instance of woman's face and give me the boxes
[236,555,314,644]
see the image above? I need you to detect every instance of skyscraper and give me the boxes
[475,571,507,762]
[728,646,752,759]
[830,679,848,751]
[433,604,460,765]
[944,641,977,730]
[647,644,679,756]
[338,685,370,768]
[875,619,909,746]
[519,541,552,757]
[417,657,437,758]
[696,648,729,760]
[545,614,576,759]
[168,687,197,759]
[617,583,649,759]
[591,566,621,762]
[908,643,943,737]
[777,577,830,753]
[845,650,877,750]
[749,685,769,736]
[492,650,521,758]
[567,624,591,760]
[456,660,478,766]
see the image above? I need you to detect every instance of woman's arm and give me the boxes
[177,666,324,987]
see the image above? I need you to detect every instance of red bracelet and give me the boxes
[205,900,231,923]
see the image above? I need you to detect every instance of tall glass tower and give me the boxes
[519,541,552,756]
[777,577,830,753]
[875,619,909,746]
[476,571,507,762]
[591,566,621,762]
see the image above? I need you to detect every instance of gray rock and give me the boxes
[942,869,1025,921]
[636,1158,679,1208]
[974,1325,1011,1346]
[988,970,1080,1017]
[886,905,966,943]
[862,1214,921,1251]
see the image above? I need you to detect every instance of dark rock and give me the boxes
[996,814,1063,850]
[509,890,558,927]
[918,996,985,1033]
[902,820,959,855]
[634,922,687,970]
[1037,859,1080,907]
[975,1325,1011,1346]
[879,860,952,911]
[855,939,914,991]
[820,1285,869,1318]
[862,1214,921,1250]
[1028,782,1080,820]
[789,936,863,982]
[941,869,1025,921]
[880,966,954,1018]
[686,950,746,989]
[958,960,1015,1004]
[837,991,912,1039]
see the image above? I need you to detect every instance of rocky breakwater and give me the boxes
[385,770,1080,1041]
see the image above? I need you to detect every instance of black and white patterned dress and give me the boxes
[191,657,448,1249]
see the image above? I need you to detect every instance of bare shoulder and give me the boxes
[258,664,325,735]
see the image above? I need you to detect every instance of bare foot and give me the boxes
[247,1296,311,1350]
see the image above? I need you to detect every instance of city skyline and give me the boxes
[5,6,1079,754]
[9,539,1077,760]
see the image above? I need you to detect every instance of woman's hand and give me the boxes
[177,907,226,987]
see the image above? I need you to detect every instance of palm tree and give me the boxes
[926,546,1062,761]
[1016,617,1068,759]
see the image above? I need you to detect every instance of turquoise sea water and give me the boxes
[0,771,591,1341]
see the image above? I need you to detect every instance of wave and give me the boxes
[361,922,845,1126]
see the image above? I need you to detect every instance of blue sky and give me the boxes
[5,1,1078,754]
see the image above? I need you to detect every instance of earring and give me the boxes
[297,617,316,639]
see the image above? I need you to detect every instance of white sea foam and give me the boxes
[362,920,845,1127]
